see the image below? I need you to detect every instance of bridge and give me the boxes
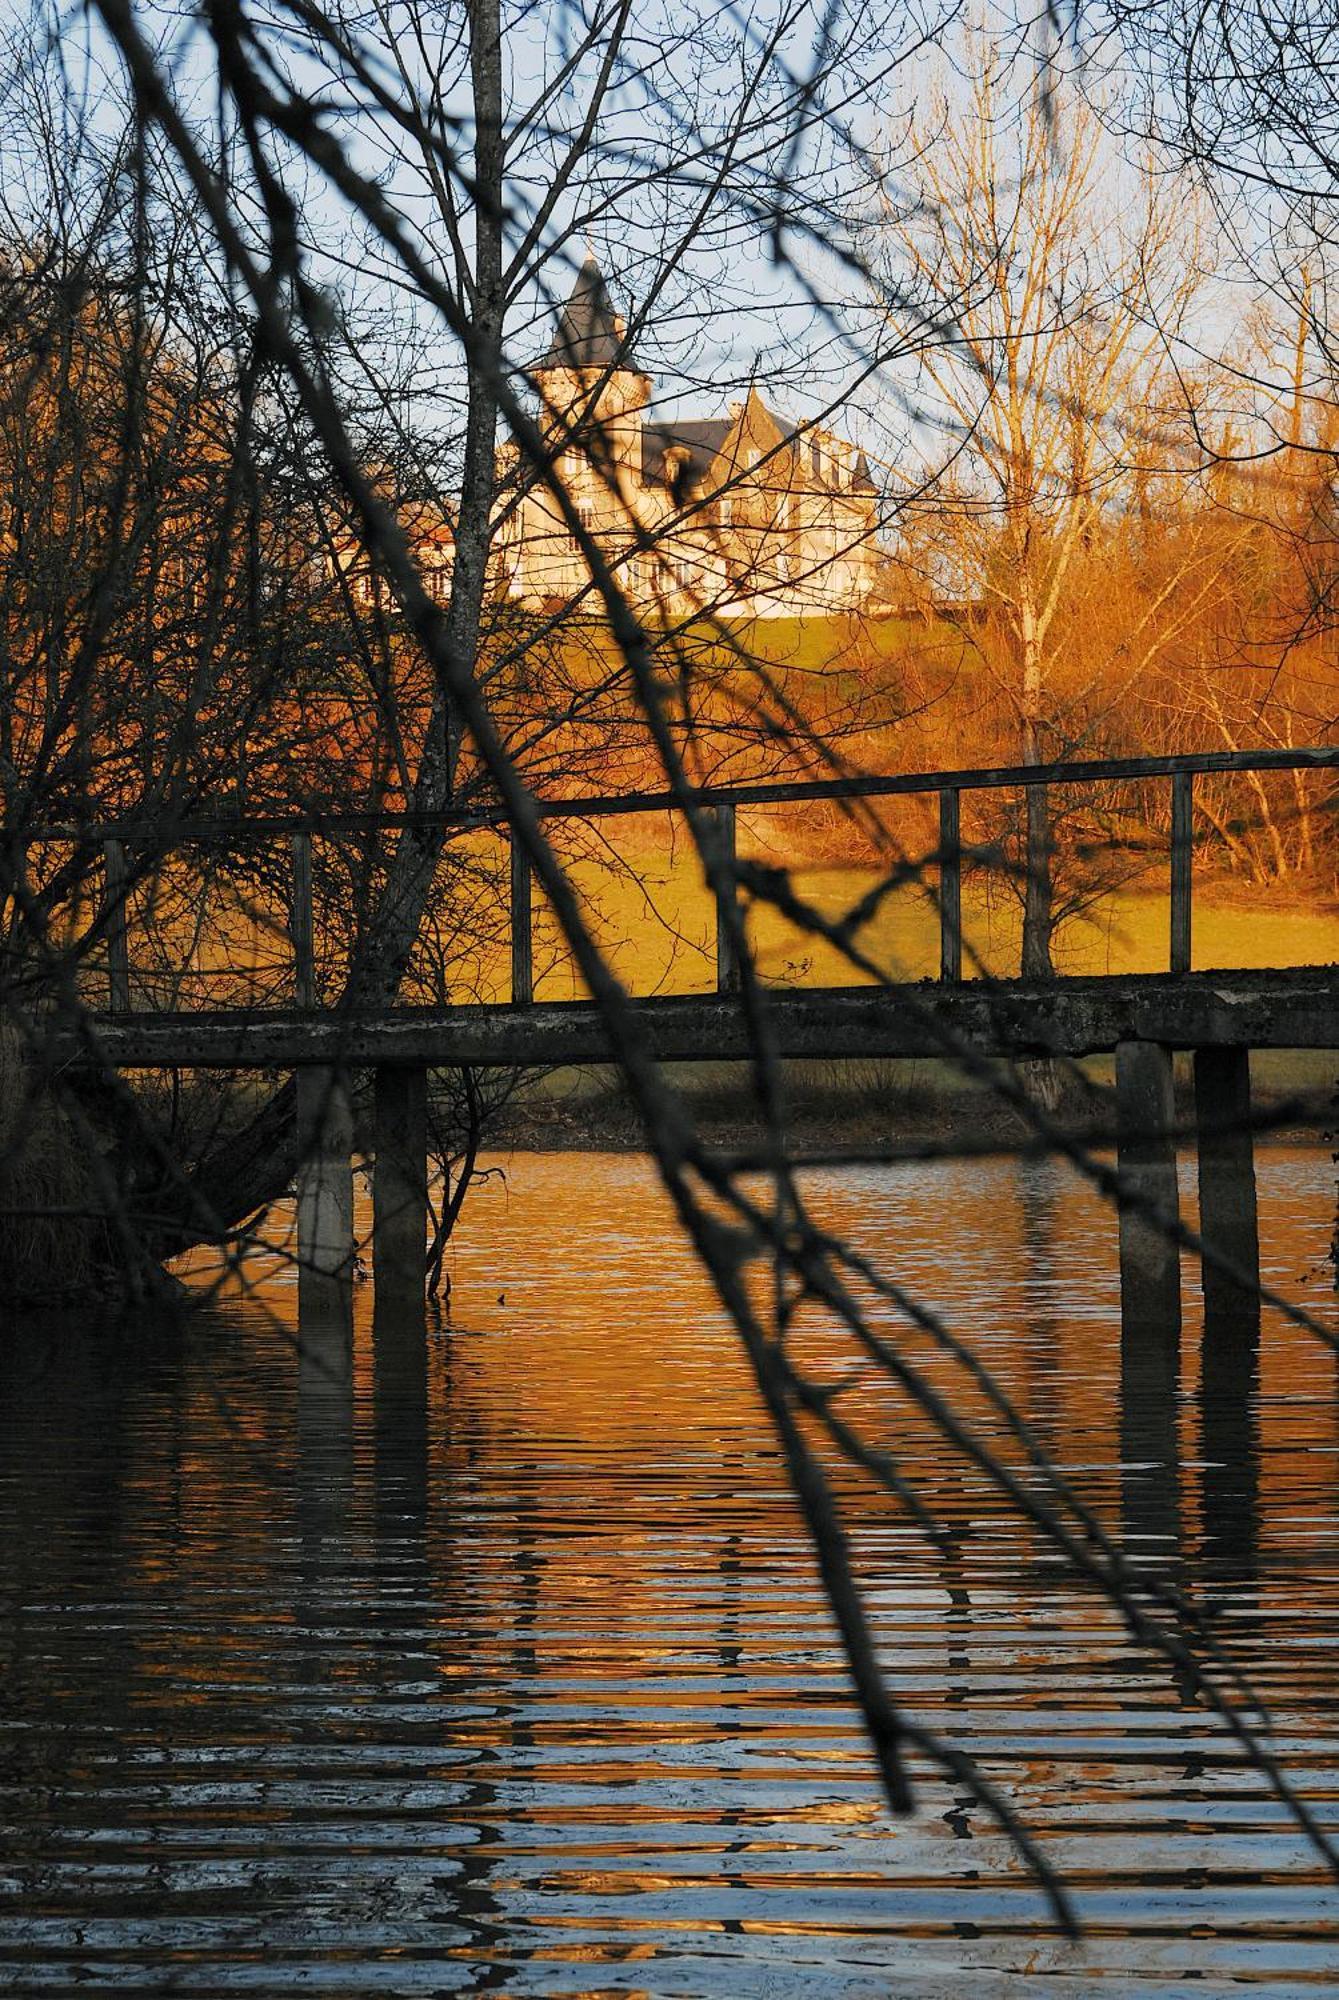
[17,745,1339,1333]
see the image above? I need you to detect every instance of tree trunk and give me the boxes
[140,0,507,1262]
[1018,592,1059,1113]
[1021,778,1054,980]
[1019,598,1054,981]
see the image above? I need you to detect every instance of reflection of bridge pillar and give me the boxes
[1115,1040,1182,1340]
[1199,1300,1259,1578]
[1120,1314,1183,1564]
[295,1294,354,1700]
[1194,1047,1261,1579]
[295,1066,355,1309]
[373,1064,428,1326]
[372,1062,429,1543]
[1193,1047,1260,1344]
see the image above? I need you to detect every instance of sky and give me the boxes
[11,0,1315,499]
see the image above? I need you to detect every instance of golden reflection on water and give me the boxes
[2,1147,1339,1992]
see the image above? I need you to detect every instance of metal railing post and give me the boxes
[938,788,962,983]
[1170,771,1193,975]
[102,838,131,1015]
[291,831,316,1010]
[510,831,533,1006]
[715,801,739,995]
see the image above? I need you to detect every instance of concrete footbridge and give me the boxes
[27,745,1339,1328]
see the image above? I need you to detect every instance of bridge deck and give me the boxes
[75,966,1339,1069]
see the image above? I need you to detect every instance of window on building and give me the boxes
[653,555,697,596]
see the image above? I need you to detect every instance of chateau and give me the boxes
[336,258,891,620]
[497,257,889,620]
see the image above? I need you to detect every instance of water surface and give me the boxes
[2,1148,1339,1993]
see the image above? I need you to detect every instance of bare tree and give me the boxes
[875,48,1221,982]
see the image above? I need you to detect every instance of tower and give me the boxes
[533,254,650,484]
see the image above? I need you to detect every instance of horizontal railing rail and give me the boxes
[9,744,1339,844]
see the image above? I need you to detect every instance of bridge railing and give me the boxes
[14,744,1338,1013]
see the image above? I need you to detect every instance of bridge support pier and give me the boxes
[1115,1040,1182,1339]
[373,1064,428,1328]
[295,1066,355,1307]
[1194,1046,1260,1344]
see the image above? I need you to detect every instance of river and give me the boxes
[2,1147,1338,1993]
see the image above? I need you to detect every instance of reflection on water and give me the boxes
[2,1149,1339,1992]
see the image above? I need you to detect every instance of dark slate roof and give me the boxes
[538,254,629,371]
[640,417,731,488]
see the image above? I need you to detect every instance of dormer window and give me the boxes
[662,443,691,488]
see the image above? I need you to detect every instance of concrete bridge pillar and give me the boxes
[295,1066,355,1308]
[372,1063,428,1331]
[1115,1039,1182,1340]
[1193,1046,1260,1346]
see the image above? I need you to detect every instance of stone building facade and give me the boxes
[335,258,889,620]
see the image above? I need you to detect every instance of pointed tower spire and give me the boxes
[539,254,630,372]
[851,449,879,495]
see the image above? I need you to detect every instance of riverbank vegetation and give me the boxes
[488,1049,1335,1157]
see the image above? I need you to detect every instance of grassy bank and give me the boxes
[488,1051,1336,1156]
[457,855,1336,1008]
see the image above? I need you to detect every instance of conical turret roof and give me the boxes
[538,254,630,371]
